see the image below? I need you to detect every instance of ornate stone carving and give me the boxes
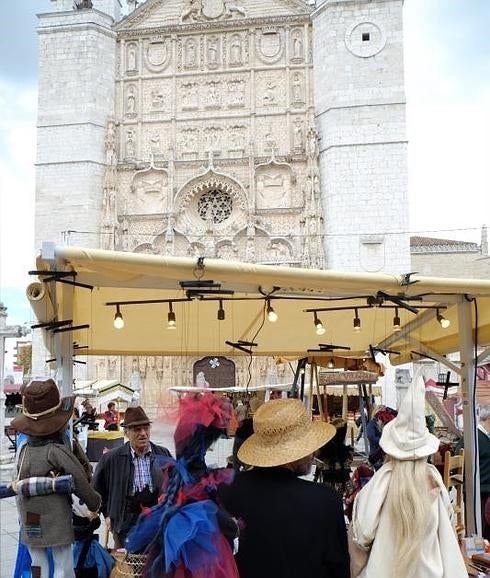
[179,127,199,159]
[144,37,170,72]
[180,0,246,23]
[229,34,243,66]
[181,81,199,109]
[204,80,222,109]
[130,168,168,214]
[204,125,223,152]
[226,78,245,108]
[255,165,292,209]
[306,126,319,159]
[184,37,198,68]
[256,28,283,64]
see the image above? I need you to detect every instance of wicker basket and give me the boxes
[111,552,147,578]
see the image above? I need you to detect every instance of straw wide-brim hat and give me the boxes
[238,398,336,467]
[11,378,74,437]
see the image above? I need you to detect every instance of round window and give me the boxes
[197,189,233,224]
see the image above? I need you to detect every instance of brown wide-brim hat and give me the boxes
[11,378,75,437]
[238,398,336,467]
[121,406,151,428]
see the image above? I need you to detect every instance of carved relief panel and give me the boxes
[255,71,286,109]
[206,35,221,69]
[129,168,169,214]
[143,79,172,116]
[255,163,293,210]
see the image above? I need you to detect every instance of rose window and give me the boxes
[197,189,233,224]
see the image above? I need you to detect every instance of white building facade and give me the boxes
[34,0,409,404]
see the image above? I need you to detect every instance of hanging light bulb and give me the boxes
[392,307,401,332]
[266,299,278,323]
[327,357,335,369]
[217,299,225,321]
[314,312,326,335]
[437,309,450,329]
[353,309,361,333]
[167,302,176,330]
[113,305,124,329]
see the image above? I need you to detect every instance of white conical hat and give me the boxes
[380,368,439,460]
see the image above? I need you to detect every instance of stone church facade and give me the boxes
[34,0,409,408]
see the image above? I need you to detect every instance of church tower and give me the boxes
[312,0,410,273]
[35,0,120,250]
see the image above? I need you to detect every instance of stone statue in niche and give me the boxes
[292,32,303,59]
[207,38,219,66]
[105,120,117,167]
[229,125,245,149]
[293,118,304,150]
[291,72,303,103]
[126,129,136,159]
[126,86,137,116]
[306,127,319,159]
[263,81,277,106]
[127,44,137,71]
[230,35,243,65]
[185,39,197,67]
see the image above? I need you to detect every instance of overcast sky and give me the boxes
[0,0,489,326]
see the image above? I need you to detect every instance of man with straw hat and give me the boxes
[349,368,467,578]
[12,378,101,578]
[219,398,350,578]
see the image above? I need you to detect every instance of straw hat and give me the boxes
[121,406,151,428]
[238,398,336,467]
[11,378,74,437]
[380,369,439,460]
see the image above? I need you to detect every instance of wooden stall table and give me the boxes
[86,429,124,462]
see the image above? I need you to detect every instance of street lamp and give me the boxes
[0,303,29,451]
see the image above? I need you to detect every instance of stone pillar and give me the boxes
[311,0,410,274]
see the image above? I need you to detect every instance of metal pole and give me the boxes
[459,296,479,536]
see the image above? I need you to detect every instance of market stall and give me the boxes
[26,243,490,535]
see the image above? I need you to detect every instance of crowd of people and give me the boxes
[8,374,475,578]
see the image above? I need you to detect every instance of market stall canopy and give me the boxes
[28,244,490,364]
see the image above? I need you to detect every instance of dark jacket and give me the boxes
[92,441,171,534]
[218,467,350,578]
[479,428,490,495]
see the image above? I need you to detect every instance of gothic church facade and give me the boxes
[34,0,409,404]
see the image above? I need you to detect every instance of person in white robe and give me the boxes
[349,369,468,578]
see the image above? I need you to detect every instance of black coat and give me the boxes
[92,441,171,534]
[218,467,350,578]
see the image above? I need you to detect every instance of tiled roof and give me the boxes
[410,236,480,253]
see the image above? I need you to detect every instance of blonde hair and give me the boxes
[385,457,433,576]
